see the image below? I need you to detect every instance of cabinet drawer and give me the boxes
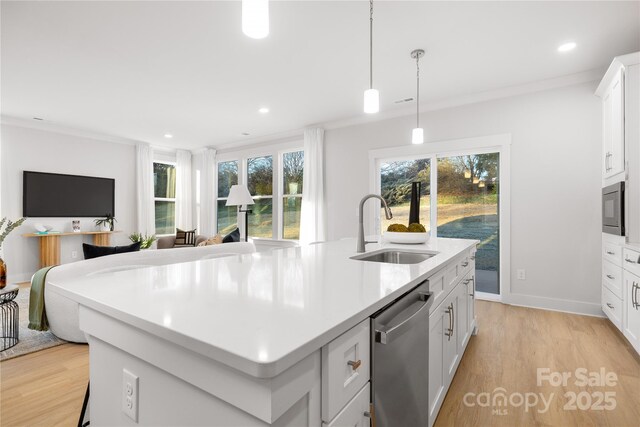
[323,382,370,427]
[623,248,640,276]
[603,242,623,267]
[459,252,473,278]
[427,262,458,314]
[602,286,622,330]
[322,319,370,422]
[603,260,623,298]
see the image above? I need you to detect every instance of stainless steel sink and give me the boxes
[350,249,437,265]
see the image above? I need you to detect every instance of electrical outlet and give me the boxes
[71,251,78,259]
[122,369,139,422]
[517,269,526,280]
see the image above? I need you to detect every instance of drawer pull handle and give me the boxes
[470,256,476,260]
[347,359,362,370]
[625,258,637,264]
[463,279,471,284]
[606,274,615,280]
[462,261,469,267]
[606,303,614,309]
[606,251,615,255]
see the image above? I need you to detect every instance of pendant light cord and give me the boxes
[416,54,420,128]
[369,0,373,89]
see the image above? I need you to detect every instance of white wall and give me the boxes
[324,82,603,314]
[1,124,136,282]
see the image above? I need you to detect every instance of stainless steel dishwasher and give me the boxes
[370,280,432,426]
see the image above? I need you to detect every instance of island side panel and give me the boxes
[81,307,321,426]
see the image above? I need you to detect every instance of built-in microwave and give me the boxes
[602,182,625,236]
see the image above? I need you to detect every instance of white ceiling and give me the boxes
[2,1,639,150]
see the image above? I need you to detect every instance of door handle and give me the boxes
[450,304,455,339]
[445,304,453,340]
[633,282,639,309]
[469,276,475,297]
[375,293,431,344]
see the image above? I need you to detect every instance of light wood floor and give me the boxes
[1,301,639,426]
[435,301,640,426]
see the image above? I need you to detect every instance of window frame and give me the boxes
[215,141,303,240]
[279,149,304,240]
[216,159,240,236]
[369,134,511,303]
[153,159,177,237]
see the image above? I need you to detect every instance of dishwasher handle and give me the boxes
[375,292,430,345]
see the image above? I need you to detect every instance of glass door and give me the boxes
[436,153,500,295]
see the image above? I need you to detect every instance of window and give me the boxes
[217,160,238,235]
[282,151,304,239]
[153,162,176,235]
[380,158,430,233]
[378,151,501,295]
[247,155,273,238]
[215,146,304,240]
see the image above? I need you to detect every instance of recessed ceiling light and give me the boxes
[557,42,576,53]
[164,134,173,138]
[258,107,269,114]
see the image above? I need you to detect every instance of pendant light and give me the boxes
[363,0,379,114]
[242,0,269,39]
[411,49,425,144]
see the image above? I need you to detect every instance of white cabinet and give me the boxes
[427,252,476,427]
[321,319,370,423]
[601,67,625,178]
[623,269,640,354]
[322,383,371,427]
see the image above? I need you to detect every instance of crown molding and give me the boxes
[2,67,605,154]
[316,68,605,131]
[0,115,145,147]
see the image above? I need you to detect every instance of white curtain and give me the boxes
[193,148,217,236]
[175,149,193,230]
[136,143,155,236]
[300,128,326,245]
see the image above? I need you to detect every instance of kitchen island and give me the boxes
[49,237,478,426]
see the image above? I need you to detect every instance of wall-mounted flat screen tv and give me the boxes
[23,171,115,217]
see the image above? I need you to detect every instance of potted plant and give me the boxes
[129,232,157,250]
[94,214,116,231]
[0,217,27,289]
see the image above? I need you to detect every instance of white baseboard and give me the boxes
[504,293,604,317]
[8,272,33,284]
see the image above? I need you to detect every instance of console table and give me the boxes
[23,231,120,268]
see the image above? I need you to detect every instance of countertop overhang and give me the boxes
[49,237,477,378]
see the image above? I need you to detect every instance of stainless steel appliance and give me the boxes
[603,182,625,236]
[370,280,433,426]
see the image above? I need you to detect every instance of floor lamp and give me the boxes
[226,185,255,242]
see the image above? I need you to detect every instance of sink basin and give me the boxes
[350,249,437,265]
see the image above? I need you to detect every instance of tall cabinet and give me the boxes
[596,52,640,356]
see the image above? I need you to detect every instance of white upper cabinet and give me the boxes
[601,67,625,178]
[596,53,640,183]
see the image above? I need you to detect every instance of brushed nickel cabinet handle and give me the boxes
[606,251,615,255]
[606,274,615,280]
[606,303,614,309]
[462,261,469,267]
[347,359,362,370]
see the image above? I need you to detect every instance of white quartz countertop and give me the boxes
[49,237,477,378]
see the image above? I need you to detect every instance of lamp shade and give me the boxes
[226,185,255,206]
